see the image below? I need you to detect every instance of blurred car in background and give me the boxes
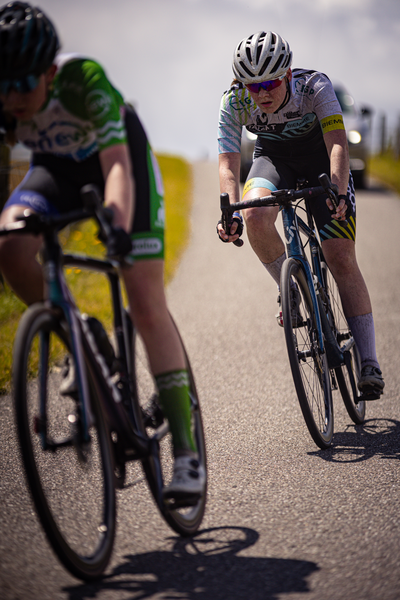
[240,84,373,188]
[333,85,373,188]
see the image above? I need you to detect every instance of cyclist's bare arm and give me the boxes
[323,129,350,221]
[99,144,135,233]
[218,152,241,241]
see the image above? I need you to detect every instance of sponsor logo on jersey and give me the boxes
[87,89,113,120]
[149,149,164,196]
[229,93,253,112]
[283,113,316,132]
[294,80,315,96]
[19,192,48,212]
[155,201,165,229]
[320,114,345,133]
[20,121,92,154]
[131,238,163,256]
[284,110,301,119]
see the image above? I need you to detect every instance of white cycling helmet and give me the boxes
[232,31,292,83]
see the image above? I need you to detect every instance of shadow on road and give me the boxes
[309,418,400,463]
[64,526,318,600]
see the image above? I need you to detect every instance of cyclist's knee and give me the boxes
[0,235,23,271]
[0,229,42,286]
[323,240,358,278]
[244,205,278,234]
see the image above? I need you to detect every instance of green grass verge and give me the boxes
[0,154,192,394]
[368,151,400,196]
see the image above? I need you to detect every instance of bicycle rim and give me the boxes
[13,304,116,581]
[322,265,366,423]
[281,259,334,449]
[131,319,207,535]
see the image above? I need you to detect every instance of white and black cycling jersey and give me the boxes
[218,69,345,158]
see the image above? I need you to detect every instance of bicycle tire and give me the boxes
[321,265,365,424]
[130,317,207,536]
[13,304,116,581]
[281,258,334,449]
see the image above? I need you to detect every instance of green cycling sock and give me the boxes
[155,370,197,454]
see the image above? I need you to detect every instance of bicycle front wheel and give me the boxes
[322,265,365,424]
[13,304,116,581]
[281,259,334,449]
[130,317,207,536]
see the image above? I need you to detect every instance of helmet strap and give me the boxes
[274,78,291,114]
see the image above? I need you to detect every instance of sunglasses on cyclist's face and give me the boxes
[245,75,286,94]
[0,74,40,96]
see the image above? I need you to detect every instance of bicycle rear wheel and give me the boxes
[322,265,365,424]
[281,258,334,449]
[13,304,116,581]
[130,316,207,536]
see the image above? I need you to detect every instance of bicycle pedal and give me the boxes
[164,493,201,509]
[275,311,305,329]
[358,387,383,402]
[276,311,284,327]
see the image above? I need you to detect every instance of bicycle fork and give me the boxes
[282,205,343,369]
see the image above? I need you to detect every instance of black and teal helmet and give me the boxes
[0,2,60,81]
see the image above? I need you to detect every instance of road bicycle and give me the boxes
[220,173,371,450]
[0,185,207,580]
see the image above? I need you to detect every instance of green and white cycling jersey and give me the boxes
[15,53,127,161]
[5,54,166,261]
[218,69,345,157]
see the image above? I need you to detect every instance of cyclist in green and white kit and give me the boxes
[0,1,205,501]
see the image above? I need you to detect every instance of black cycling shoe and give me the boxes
[358,365,385,400]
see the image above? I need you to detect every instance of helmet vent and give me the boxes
[239,60,256,79]
[258,56,272,78]
[270,53,284,75]
[256,43,263,64]
[245,46,252,64]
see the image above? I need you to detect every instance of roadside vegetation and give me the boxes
[1,150,398,394]
[368,150,400,195]
[0,154,192,394]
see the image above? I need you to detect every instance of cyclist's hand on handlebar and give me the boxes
[326,194,349,222]
[216,212,243,243]
[98,225,133,259]
[107,226,133,259]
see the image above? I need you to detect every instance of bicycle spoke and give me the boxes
[282,259,333,448]
[131,321,207,535]
[322,265,365,424]
[14,306,115,580]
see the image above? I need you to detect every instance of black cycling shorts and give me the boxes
[243,152,356,242]
[3,106,165,260]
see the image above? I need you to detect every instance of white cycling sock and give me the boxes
[347,313,380,369]
[262,253,286,288]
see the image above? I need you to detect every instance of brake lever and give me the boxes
[80,184,114,240]
[220,193,244,247]
[318,173,348,225]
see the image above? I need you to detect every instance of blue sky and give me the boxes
[21,0,400,159]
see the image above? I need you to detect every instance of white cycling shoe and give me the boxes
[163,454,206,506]
[276,288,303,328]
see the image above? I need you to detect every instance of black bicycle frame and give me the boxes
[40,227,150,457]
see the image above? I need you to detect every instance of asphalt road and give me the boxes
[1,162,400,600]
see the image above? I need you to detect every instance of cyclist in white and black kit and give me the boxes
[0,1,205,501]
[217,30,384,397]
